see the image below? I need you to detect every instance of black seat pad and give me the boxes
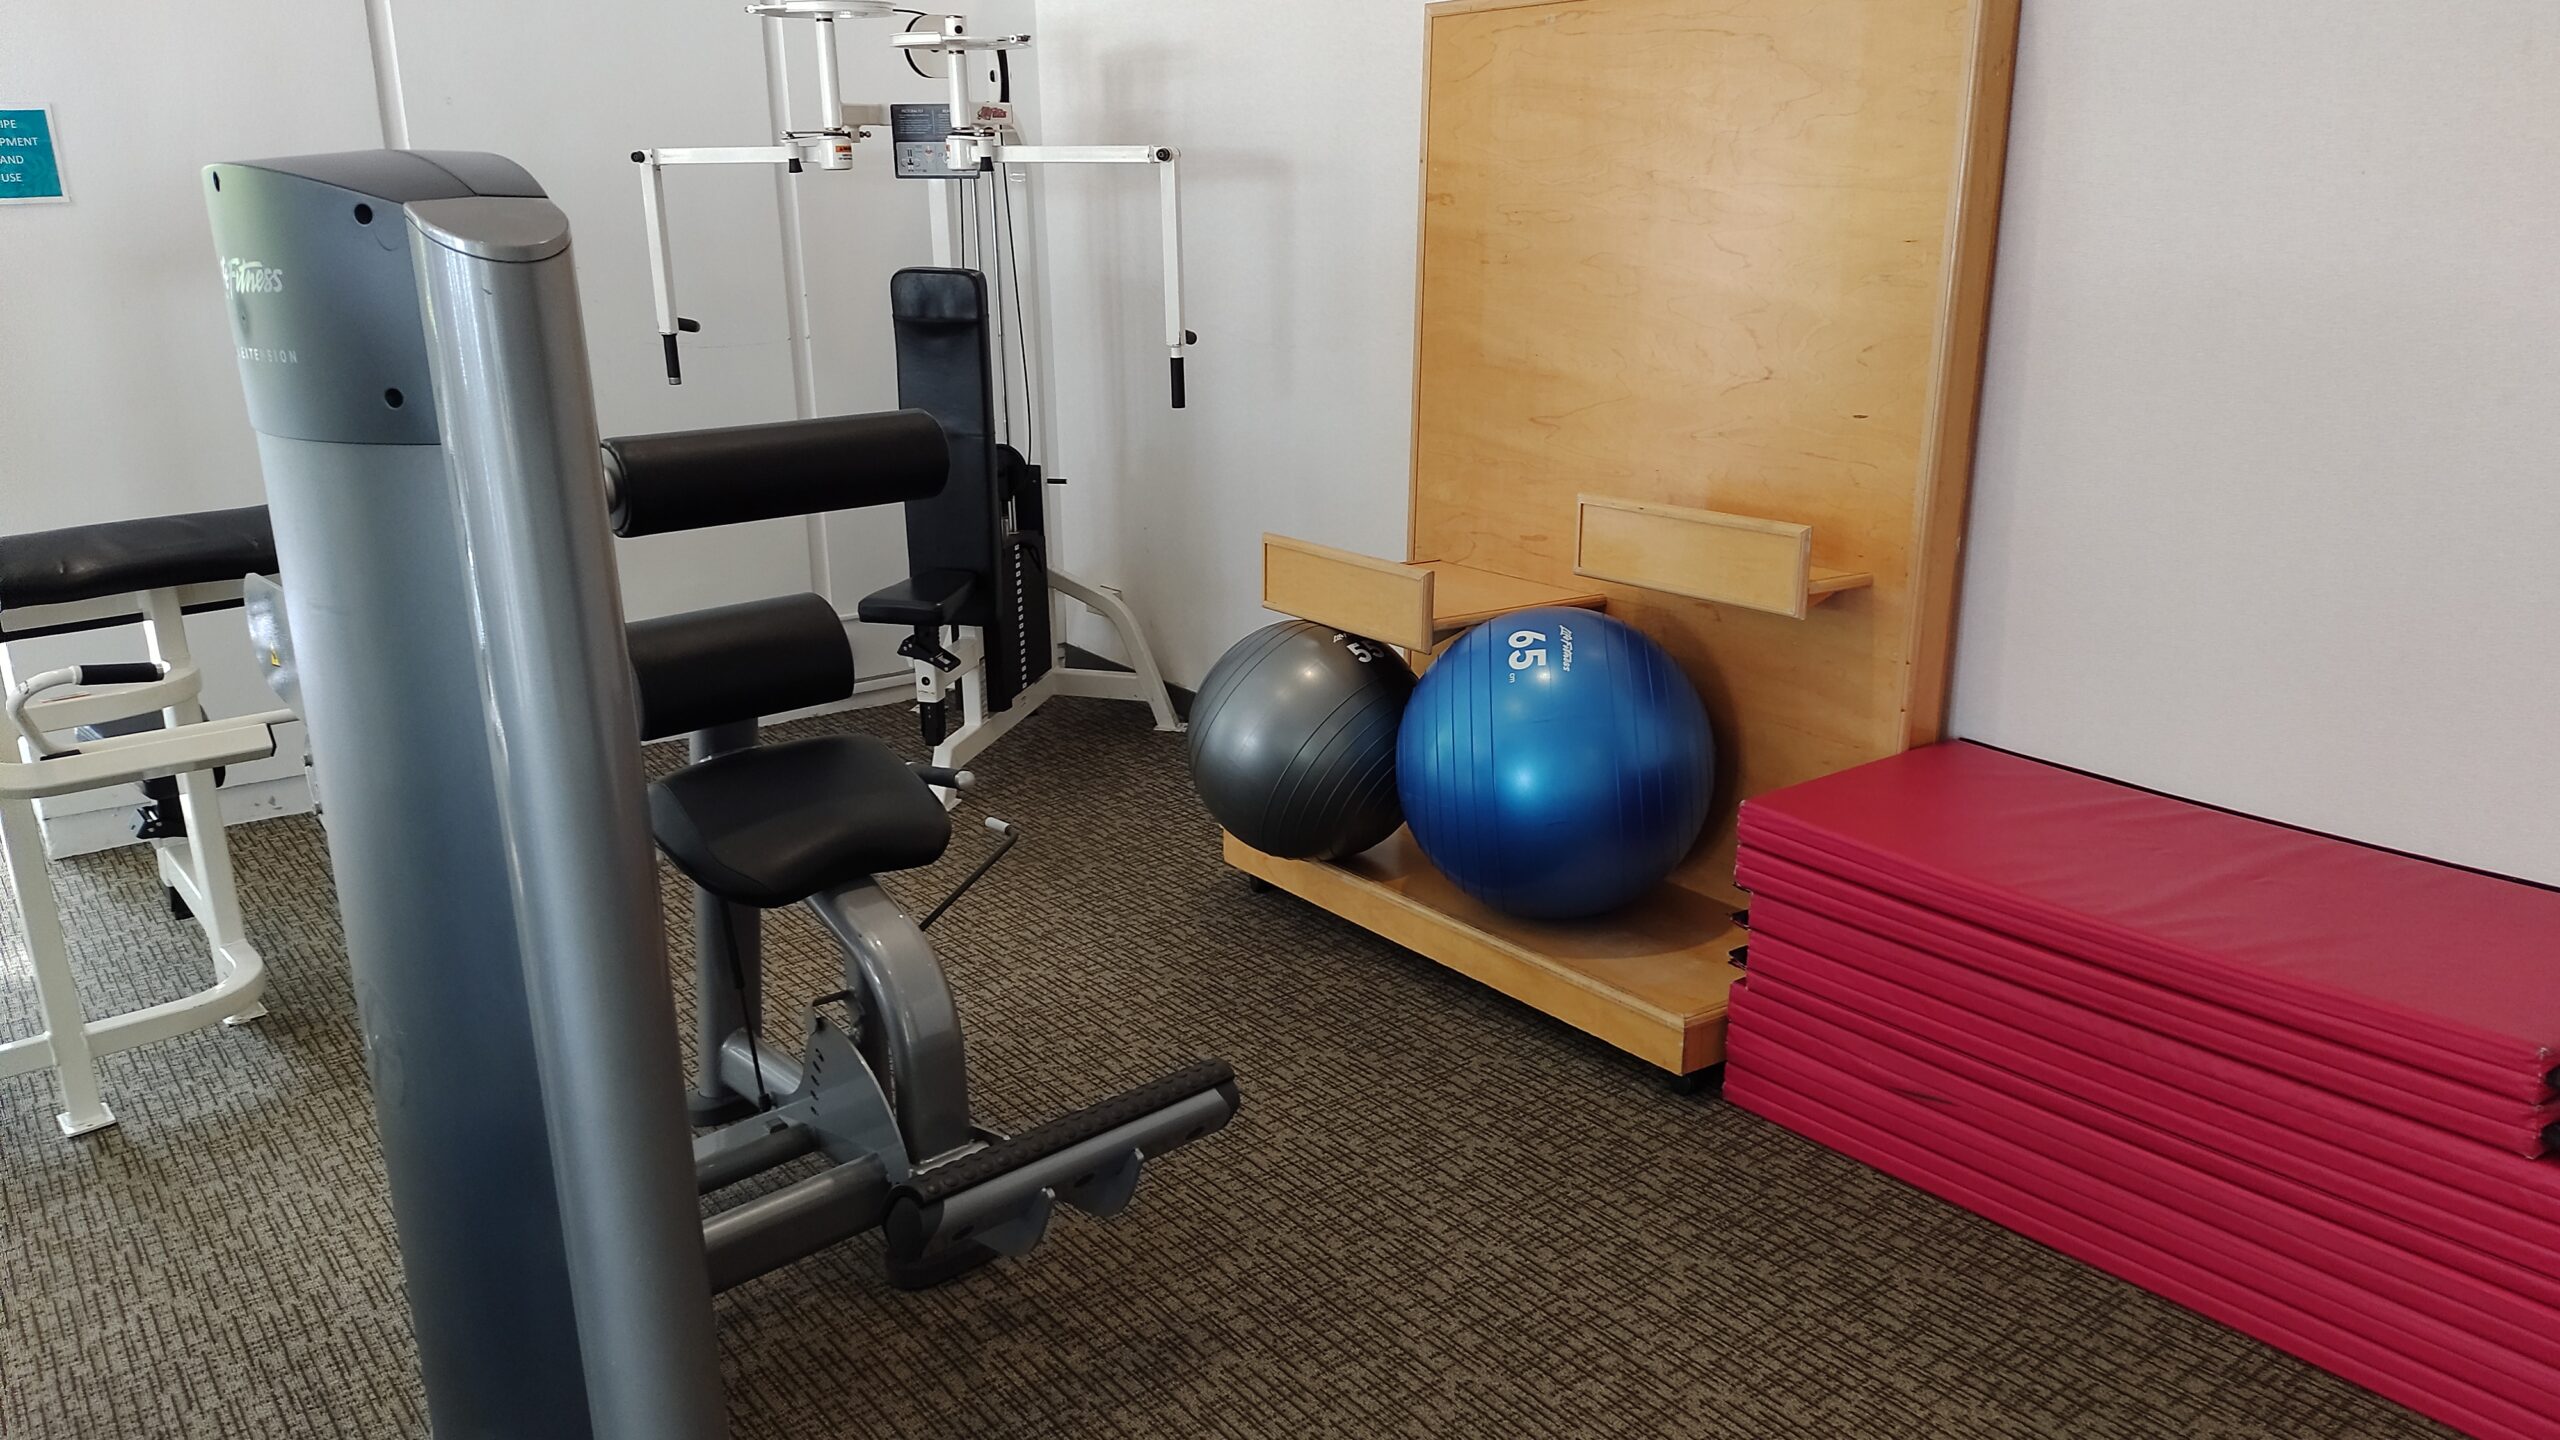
[650,736,951,908]
[857,569,976,629]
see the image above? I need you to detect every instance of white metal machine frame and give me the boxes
[632,4,1188,793]
[0,583,292,1136]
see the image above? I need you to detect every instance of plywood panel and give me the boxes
[1411,0,2019,904]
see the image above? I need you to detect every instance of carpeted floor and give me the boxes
[1,698,2445,1439]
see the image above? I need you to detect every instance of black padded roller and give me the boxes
[626,593,856,741]
[603,410,949,538]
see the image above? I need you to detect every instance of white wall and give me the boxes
[0,4,381,529]
[1949,1,2560,882]
[389,0,819,625]
[1028,0,1427,680]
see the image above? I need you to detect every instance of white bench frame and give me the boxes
[0,582,290,1136]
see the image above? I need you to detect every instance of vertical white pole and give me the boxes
[140,589,262,1018]
[1159,152,1187,360]
[762,15,833,600]
[943,15,973,131]
[360,0,411,150]
[637,155,680,347]
[0,796,112,1135]
[812,17,843,127]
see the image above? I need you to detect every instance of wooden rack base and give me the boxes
[1226,831,1743,1075]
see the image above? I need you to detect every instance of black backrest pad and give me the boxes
[890,268,999,623]
[0,506,278,613]
[626,593,855,741]
[603,410,949,539]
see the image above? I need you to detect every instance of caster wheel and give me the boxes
[1246,876,1277,895]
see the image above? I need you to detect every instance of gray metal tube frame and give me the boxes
[689,720,765,1119]
[808,878,974,1162]
[409,196,727,1440]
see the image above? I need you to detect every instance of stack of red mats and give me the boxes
[1724,741,2560,1440]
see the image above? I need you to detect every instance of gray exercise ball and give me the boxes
[1189,621,1415,860]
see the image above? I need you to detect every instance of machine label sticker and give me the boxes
[1334,633,1390,666]
[0,106,67,204]
[1508,624,1572,678]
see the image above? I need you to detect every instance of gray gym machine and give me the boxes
[207,149,1236,1440]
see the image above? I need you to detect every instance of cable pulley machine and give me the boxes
[631,4,1191,796]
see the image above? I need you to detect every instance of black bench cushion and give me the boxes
[649,735,951,908]
[0,506,277,613]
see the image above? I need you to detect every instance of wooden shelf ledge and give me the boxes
[1227,831,1741,1075]
[1262,534,1605,652]
[1574,496,1873,620]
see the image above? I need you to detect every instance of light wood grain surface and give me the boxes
[1574,496,1873,619]
[1411,0,2019,906]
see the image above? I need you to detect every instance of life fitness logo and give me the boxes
[222,257,286,295]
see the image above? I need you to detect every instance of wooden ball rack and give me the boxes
[1231,0,2023,1077]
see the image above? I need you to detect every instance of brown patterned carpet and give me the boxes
[1,698,2446,1438]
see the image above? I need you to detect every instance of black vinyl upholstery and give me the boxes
[859,268,1053,713]
[604,410,949,538]
[855,570,976,630]
[0,506,277,615]
[626,593,856,742]
[649,736,953,907]
[866,270,1001,630]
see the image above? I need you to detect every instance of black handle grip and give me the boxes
[661,333,683,387]
[1169,356,1187,410]
[76,662,165,686]
[604,410,951,538]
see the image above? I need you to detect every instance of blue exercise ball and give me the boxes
[1397,607,1714,920]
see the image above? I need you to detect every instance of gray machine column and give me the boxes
[408,194,727,1440]
[207,151,725,1439]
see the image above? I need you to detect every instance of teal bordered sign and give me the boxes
[0,106,67,205]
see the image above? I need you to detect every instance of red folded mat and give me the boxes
[1732,983,2560,1403]
[1738,742,2559,1105]
[1736,946,2560,1310]
[1738,851,2559,1158]
[1743,820,2559,1117]
[1730,1019,2549,1434]
[1741,892,2560,1235]
[1725,1005,2556,1440]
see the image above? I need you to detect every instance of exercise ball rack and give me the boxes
[1226,0,2023,1078]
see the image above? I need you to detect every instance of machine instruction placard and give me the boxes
[0,107,67,204]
